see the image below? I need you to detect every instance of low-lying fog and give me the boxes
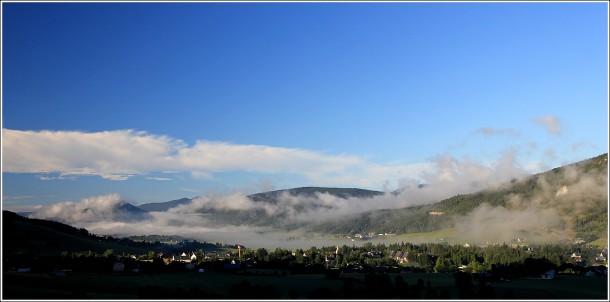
[27,152,607,249]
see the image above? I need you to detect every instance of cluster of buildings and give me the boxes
[570,249,607,265]
[390,250,410,264]
[171,252,197,263]
[344,233,397,241]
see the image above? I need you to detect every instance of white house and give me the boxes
[571,252,582,262]
[172,252,192,263]
[595,252,606,262]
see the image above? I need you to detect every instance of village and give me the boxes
[5,240,608,300]
[11,239,604,280]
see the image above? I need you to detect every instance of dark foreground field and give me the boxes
[3,270,607,300]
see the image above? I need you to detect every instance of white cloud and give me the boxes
[28,193,150,223]
[2,204,44,213]
[2,129,182,180]
[475,127,521,137]
[145,177,173,181]
[392,149,529,205]
[176,140,364,175]
[533,115,563,136]
[2,195,40,201]
[454,161,608,244]
[179,187,203,193]
[2,128,427,188]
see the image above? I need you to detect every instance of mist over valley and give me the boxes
[25,153,608,249]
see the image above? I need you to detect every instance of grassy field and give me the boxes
[390,228,459,243]
[588,237,608,248]
[304,227,580,248]
[3,270,607,299]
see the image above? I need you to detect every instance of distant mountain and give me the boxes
[133,187,385,229]
[78,200,152,222]
[248,187,384,202]
[136,187,384,212]
[137,197,192,212]
[114,202,150,217]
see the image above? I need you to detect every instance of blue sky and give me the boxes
[2,2,608,208]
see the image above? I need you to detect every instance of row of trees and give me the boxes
[194,241,603,273]
[8,236,604,276]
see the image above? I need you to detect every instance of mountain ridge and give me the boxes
[136,187,385,212]
[137,197,192,212]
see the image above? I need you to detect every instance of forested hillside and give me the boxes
[311,153,608,243]
[2,210,149,257]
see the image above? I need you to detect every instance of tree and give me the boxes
[469,259,486,273]
[103,249,114,258]
[146,250,156,259]
[434,257,449,273]
[254,248,268,262]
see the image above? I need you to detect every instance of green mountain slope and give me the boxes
[311,153,608,243]
[137,197,192,212]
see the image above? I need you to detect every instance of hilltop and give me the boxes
[248,187,384,202]
[136,187,384,212]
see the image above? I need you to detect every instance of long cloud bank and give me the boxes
[2,128,427,186]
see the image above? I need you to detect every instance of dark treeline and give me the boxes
[4,236,607,299]
[235,241,605,276]
[7,240,605,277]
